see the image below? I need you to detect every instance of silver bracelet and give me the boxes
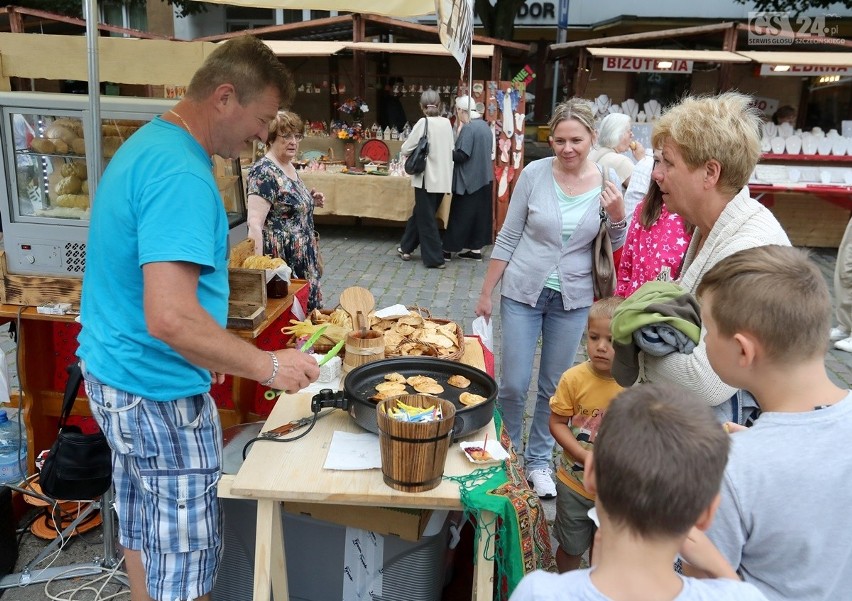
[260,351,279,387]
[608,216,628,229]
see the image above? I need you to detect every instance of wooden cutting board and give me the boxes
[339,286,375,333]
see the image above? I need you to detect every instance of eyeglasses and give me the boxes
[280,133,304,141]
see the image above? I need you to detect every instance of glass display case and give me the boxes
[0,92,248,277]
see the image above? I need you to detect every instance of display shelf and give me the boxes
[761,153,852,163]
[19,150,86,160]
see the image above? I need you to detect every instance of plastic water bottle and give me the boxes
[0,409,27,485]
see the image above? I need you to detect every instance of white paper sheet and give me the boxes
[374,303,410,319]
[323,431,382,470]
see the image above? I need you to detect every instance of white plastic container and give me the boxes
[0,409,27,485]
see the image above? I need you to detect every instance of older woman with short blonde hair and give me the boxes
[642,91,790,423]
[246,110,325,309]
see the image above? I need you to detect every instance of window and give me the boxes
[102,1,147,36]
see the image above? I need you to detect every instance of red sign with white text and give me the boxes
[759,64,852,76]
[602,57,693,73]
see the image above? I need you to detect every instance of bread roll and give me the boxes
[30,138,54,153]
[71,161,87,180]
[55,194,90,209]
[103,136,122,158]
[44,123,77,146]
[52,118,84,137]
[71,138,86,155]
[52,139,69,155]
[81,180,89,195]
[55,176,82,195]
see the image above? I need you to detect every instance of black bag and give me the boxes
[592,167,616,299]
[404,117,429,175]
[39,363,112,500]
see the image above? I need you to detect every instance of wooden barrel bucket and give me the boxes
[342,330,385,373]
[376,395,456,493]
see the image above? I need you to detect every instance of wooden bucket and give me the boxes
[376,395,456,493]
[342,330,385,373]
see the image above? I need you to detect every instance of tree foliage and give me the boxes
[734,0,851,11]
[474,0,526,39]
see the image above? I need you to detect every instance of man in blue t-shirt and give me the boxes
[78,36,318,601]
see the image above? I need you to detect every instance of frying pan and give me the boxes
[310,357,497,440]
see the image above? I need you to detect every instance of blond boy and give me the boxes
[688,245,852,600]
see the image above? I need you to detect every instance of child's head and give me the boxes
[592,382,729,539]
[586,297,623,375]
[697,246,830,374]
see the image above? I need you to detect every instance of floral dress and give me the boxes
[247,157,322,310]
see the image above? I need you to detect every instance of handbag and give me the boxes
[403,117,429,175]
[39,363,112,500]
[592,167,617,299]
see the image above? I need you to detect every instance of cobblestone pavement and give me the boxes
[7,224,851,599]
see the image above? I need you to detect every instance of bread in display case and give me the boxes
[0,92,248,277]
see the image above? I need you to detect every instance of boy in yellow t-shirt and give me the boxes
[549,296,624,573]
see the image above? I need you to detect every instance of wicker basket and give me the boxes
[286,306,464,362]
[383,307,465,362]
[284,309,344,355]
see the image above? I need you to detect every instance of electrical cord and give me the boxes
[241,408,337,460]
[43,556,129,601]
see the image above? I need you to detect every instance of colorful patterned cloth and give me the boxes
[445,411,556,600]
[247,157,323,310]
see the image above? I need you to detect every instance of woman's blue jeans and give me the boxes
[498,289,589,472]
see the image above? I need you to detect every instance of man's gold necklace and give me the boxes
[168,110,196,139]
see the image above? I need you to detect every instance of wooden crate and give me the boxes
[766,194,850,248]
[227,268,267,329]
[0,251,82,307]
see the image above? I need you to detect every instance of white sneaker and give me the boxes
[830,327,850,342]
[835,337,852,353]
[527,468,557,499]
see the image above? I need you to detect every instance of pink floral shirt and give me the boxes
[616,203,692,298]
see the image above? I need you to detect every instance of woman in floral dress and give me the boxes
[247,111,324,310]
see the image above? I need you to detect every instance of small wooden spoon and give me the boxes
[339,286,375,335]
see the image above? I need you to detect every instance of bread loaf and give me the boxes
[44,123,77,146]
[71,137,86,155]
[55,176,82,195]
[30,138,55,153]
[55,194,90,209]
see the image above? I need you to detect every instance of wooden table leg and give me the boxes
[472,510,496,601]
[253,499,289,601]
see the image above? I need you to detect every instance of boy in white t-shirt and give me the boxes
[511,383,767,601]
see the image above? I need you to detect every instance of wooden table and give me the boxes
[222,337,497,601]
[300,171,452,227]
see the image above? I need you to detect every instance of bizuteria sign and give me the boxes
[602,57,694,74]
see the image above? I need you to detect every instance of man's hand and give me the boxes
[268,349,320,393]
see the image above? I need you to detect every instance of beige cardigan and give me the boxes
[401,116,454,194]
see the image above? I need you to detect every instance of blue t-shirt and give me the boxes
[78,117,229,400]
[509,568,768,601]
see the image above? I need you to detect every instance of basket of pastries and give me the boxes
[373,307,464,362]
[284,307,464,362]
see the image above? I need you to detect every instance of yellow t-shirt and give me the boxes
[549,361,623,500]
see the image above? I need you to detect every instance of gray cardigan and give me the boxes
[491,157,627,310]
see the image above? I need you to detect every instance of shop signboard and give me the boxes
[602,57,694,74]
[759,64,852,76]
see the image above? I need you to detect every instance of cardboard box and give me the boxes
[283,502,432,542]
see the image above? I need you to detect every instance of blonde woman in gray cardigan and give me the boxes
[474,99,627,499]
[398,89,455,268]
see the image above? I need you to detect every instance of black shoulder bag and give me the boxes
[40,363,112,500]
[404,117,430,175]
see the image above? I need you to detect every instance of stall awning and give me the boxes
[189,0,436,17]
[736,51,852,67]
[586,47,750,63]
[263,40,349,56]
[345,42,494,59]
